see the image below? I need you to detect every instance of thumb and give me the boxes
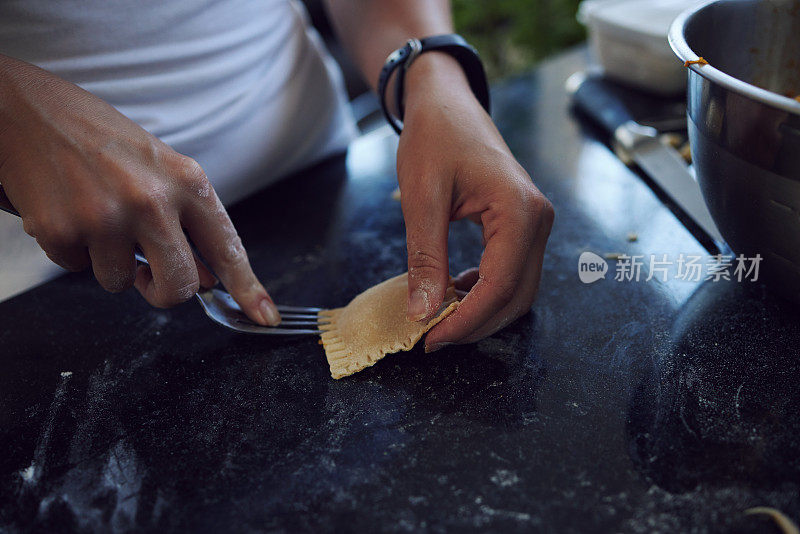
[401,181,451,322]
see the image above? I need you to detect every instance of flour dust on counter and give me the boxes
[319,272,460,379]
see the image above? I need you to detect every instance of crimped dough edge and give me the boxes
[319,295,459,379]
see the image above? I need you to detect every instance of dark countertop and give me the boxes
[2,48,800,533]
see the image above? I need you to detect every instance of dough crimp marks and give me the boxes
[319,273,459,379]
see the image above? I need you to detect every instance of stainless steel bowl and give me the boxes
[669,0,800,303]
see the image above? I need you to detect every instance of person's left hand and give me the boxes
[395,53,554,351]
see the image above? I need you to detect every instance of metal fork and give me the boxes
[0,189,325,335]
[193,285,325,335]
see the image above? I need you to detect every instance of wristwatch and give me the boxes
[377,33,491,135]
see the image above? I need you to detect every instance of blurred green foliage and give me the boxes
[452,0,585,79]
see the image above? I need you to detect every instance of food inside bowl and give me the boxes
[684,57,709,67]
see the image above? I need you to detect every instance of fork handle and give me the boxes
[3,183,160,269]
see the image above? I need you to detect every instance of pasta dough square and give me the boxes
[319,273,459,379]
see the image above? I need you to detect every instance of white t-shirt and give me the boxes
[0,0,357,300]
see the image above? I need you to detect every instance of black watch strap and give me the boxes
[377,34,490,135]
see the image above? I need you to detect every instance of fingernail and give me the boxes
[425,342,453,354]
[407,287,430,322]
[259,299,281,326]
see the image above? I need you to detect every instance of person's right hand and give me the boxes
[0,54,280,326]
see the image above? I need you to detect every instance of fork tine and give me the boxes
[279,313,321,320]
[231,318,321,333]
[275,305,324,313]
[233,318,324,327]
[274,320,323,327]
[236,326,321,335]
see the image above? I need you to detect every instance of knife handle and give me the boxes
[569,74,636,135]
